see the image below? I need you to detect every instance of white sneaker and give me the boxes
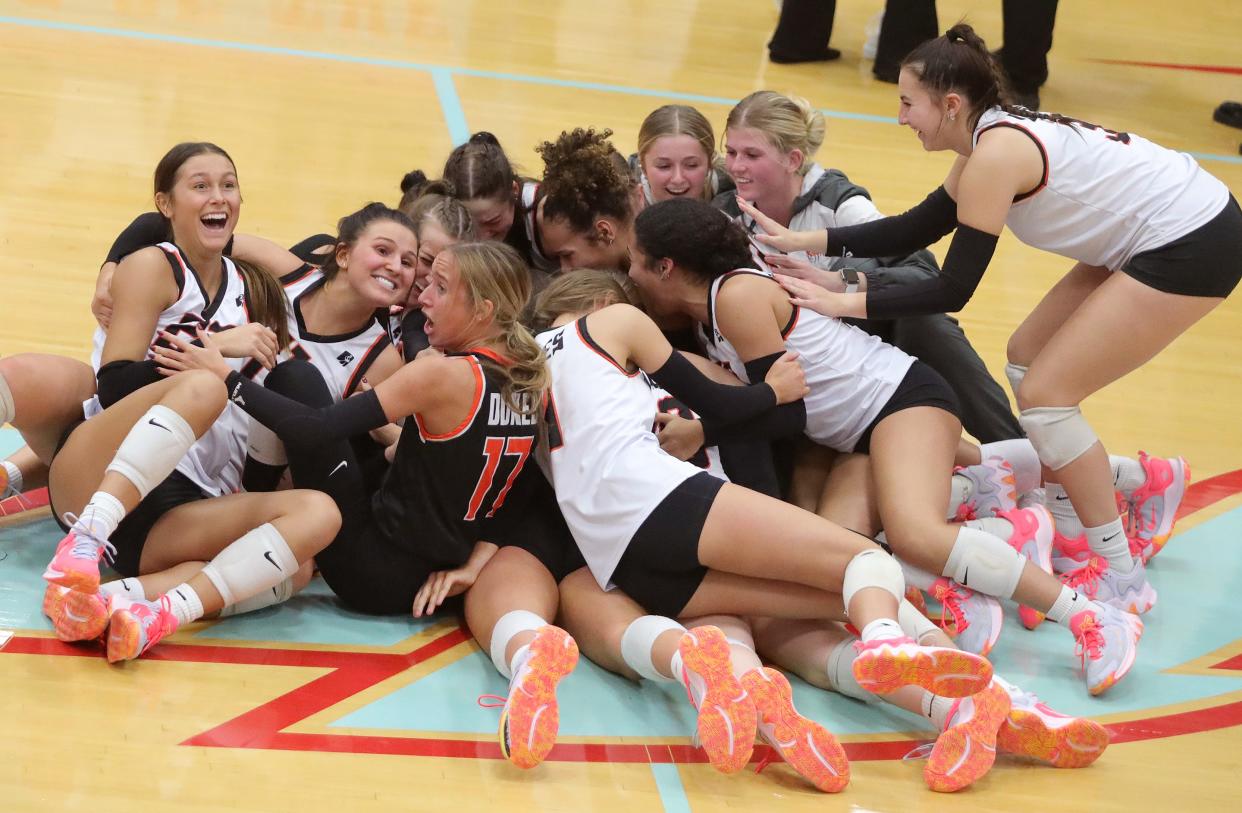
[1069,602,1142,696]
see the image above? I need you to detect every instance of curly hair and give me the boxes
[633,198,756,282]
[537,128,634,235]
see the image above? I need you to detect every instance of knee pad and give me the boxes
[943,526,1025,599]
[826,636,873,703]
[265,359,333,405]
[1004,362,1027,400]
[200,523,298,608]
[1018,405,1098,470]
[217,575,294,618]
[105,404,197,499]
[621,615,686,682]
[247,417,287,466]
[842,548,903,607]
[488,610,547,679]
[0,370,14,424]
[897,597,941,643]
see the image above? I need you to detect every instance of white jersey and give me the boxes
[538,318,701,591]
[519,181,558,274]
[696,270,914,452]
[650,385,728,482]
[973,107,1230,270]
[88,242,253,496]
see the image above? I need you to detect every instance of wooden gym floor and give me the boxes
[1,2,1240,810]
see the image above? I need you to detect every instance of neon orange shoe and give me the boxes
[994,677,1110,767]
[852,636,992,698]
[679,625,757,774]
[743,667,849,793]
[42,584,108,642]
[495,625,578,770]
[924,680,1011,792]
[43,517,116,594]
[105,594,180,663]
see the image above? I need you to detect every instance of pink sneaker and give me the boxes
[994,676,1110,766]
[923,680,1011,792]
[996,506,1055,630]
[105,594,179,663]
[950,456,1018,521]
[43,517,116,594]
[928,578,1003,657]
[679,626,758,774]
[852,636,992,698]
[1061,555,1157,615]
[1070,603,1142,696]
[1052,531,1091,575]
[42,584,109,642]
[1124,453,1189,563]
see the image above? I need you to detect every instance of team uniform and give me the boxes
[974,107,1242,297]
[539,318,727,616]
[696,269,958,454]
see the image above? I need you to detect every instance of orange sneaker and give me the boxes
[105,594,179,663]
[994,676,1110,767]
[744,667,849,793]
[495,625,578,769]
[679,625,757,774]
[924,680,1011,792]
[852,636,992,698]
[43,518,116,594]
[42,584,108,642]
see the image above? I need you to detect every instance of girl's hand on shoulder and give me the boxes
[152,326,233,380]
[764,350,809,405]
[764,253,839,291]
[776,273,844,316]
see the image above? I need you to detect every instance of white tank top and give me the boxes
[973,107,1230,270]
[538,317,701,591]
[650,384,729,483]
[696,270,913,452]
[88,242,253,496]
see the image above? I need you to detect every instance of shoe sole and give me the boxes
[744,668,849,793]
[42,564,100,595]
[499,625,578,770]
[853,644,993,698]
[997,709,1110,768]
[43,584,108,642]
[680,626,757,774]
[926,682,1011,792]
[106,608,144,663]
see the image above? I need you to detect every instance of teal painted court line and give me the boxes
[650,764,692,813]
[4,13,1239,165]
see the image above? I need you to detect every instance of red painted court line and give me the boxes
[0,486,49,517]
[1090,58,1242,76]
[1176,469,1242,519]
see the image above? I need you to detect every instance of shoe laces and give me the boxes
[954,501,978,522]
[1074,616,1105,665]
[61,512,118,565]
[477,694,508,709]
[931,582,969,635]
[753,746,782,775]
[1063,557,1106,594]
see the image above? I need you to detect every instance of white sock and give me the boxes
[508,643,533,686]
[1045,585,1088,624]
[669,649,686,683]
[76,491,126,539]
[860,618,905,643]
[921,690,957,730]
[980,439,1042,494]
[826,636,873,702]
[100,577,146,600]
[963,515,1014,541]
[620,615,685,682]
[165,582,205,625]
[1109,455,1146,496]
[218,576,294,618]
[947,473,973,519]
[1044,482,1084,538]
[1086,517,1133,573]
[1,460,21,498]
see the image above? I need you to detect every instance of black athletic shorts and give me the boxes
[852,360,961,455]
[1123,195,1242,298]
[609,471,726,618]
[491,474,581,584]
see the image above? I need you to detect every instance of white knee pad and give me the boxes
[105,405,198,499]
[621,615,686,682]
[488,610,547,679]
[842,548,904,607]
[943,526,1025,599]
[0,371,14,424]
[246,418,287,466]
[218,575,294,618]
[200,523,298,608]
[826,636,873,703]
[1004,362,1027,400]
[898,597,941,643]
[1018,405,1098,471]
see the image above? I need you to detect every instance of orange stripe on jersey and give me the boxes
[781,304,800,340]
[343,333,391,398]
[575,319,638,377]
[978,122,1050,202]
[465,345,513,367]
[415,355,486,441]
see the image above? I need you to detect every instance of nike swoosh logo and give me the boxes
[329,460,348,477]
[148,418,171,432]
[962,567,970,587]
[263,551,282,570]
[1102,533,1120,543]
[120,579,133,592]
[64,606,89,623]
[1055,494,1071,500]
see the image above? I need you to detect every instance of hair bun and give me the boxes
[468,131,501,146]
[400,169,428,194]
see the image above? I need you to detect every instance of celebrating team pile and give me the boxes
[4,24,1239,795]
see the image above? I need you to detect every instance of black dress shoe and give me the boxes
[769,46,842,64]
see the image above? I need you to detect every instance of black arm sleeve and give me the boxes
[104,211,233,264]
[864,225,999,319]
[698,352,807,446]
[224,371,389,450]
[824,186,958,259]
[647,351,776,422]
[241,457,286,493]
[96,359,164,408]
